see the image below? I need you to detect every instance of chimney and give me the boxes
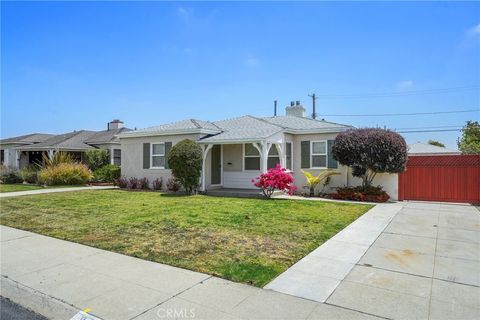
[108,119,124,130]
[285,101,306,117]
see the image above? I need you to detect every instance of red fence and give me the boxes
[398,155,480,204]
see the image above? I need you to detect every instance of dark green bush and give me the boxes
[20,165,40,184]
[0,165,22,184]
[93,164,121,182]
[167,139,202,194]
[85,149,110,171]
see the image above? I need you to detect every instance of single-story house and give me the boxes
[407,142,461,156]
[118,102,400,199]
[0,120,130,169]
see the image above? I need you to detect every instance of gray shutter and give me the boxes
[327,140,338,169]
[143,143,150,169]
[164,142,172,169]
[300,141,310,169]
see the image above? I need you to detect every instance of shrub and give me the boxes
[152,178,163,191]
[0,165,22,184]
[93,164,121,182]
[85,149,110,171]
[332,128,407,189]
[128,177,139,189]
[139,177,149,190]
[41,151,74,168]
[252,164,297,199]
[20,165,40,184]
[302,170,339,197]
[167,139,202,194]
[329,186,390,203]
[457,120,480,154]
[38,163,92,186]
[166,177,181,192]
[115,177,128,188]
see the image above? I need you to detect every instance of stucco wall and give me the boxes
[120,133,202,190]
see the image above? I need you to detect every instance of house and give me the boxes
[0,120,130,169]
[408,142,461,156]
[118,102,400,199]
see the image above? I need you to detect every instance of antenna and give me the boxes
[308,93,317,119]
[274,100,277,116]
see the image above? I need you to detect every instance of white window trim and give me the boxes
[150,142,165,169]
[285,141,293,170]
[267,145,281,169]
[243,143,261,172]
[310,140,327,169]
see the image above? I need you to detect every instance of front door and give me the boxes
[211,145,221,185]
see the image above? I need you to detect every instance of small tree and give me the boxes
[167,139,202,194]
[427,140,445,148]
[85,149,110,171]
[332,128,407,189]
[252,164,297,198]
[457,121,480,155]
[302,170,339,197]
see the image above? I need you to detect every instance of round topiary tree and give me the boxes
[167,139,203,194]
[332,128,407,189]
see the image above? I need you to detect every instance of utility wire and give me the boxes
[315,85,479,99]
[394,125,464,130]
[319,109,479,117]
[396,129,463,133]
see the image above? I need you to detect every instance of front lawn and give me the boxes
[0,190,372,286]
[0,184,45,193]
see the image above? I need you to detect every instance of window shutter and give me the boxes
[143,143,150,169]
[164,142,172,169]
[327,140,338,169]
[300,141,310,168]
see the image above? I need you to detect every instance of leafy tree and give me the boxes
[457,121,480,155]
[332,128,408,189]
[167,139,202,194]
[427,140,445,148]
[85,149,110,171]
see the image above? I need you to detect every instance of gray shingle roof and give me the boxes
[0,133,54,145]
[85,127,132,144]
[134,119,221,134]
[408,142,460,155]
[262,116,353,131]
[200,115,283,142]
[19,131,97,150]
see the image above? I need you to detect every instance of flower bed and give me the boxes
[327,186,390,203]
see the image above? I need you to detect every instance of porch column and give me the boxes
[274,143,285,168]
[260,141,271,173]
[201,144,213,191]
[47,149,54,159]
[15,150,20,169]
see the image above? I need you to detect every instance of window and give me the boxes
[311,141,327,168]
[267,145,280,169]
[286,142,292,170]
[0,150,4,164]
[113,149,121,166]
[151,143,165,168]
[244,144,260,170]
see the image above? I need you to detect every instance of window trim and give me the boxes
[243,143,261,171]
[285,142,293,170]
[113,148,121,166]
[267,145,280,169]
[150,142,165,169]
[310,140,327,169]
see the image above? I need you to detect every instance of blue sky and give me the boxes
[1,1,479,148]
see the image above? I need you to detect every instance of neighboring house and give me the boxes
[118,102,400,199]
[0,120,130,169]
[408,142,461,156]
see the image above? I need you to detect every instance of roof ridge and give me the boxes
[252,115,288,129]
[190,119,202,129]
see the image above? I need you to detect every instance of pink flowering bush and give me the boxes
[252,164,297,199]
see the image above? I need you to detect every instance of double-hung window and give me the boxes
[151,143,165,169]
[113,149,121,166]
[311,141,327,168]
[267,146,280,169]
[244,144,260,170]
[285,142,292,170]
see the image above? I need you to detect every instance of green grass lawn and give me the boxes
[0,184,86,193]
[0,190,372,286]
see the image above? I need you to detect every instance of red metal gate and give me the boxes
[398,155,480,204]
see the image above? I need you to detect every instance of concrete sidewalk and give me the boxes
[0,226,376,320]
[0,185,117,198]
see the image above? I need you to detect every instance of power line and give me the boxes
[394,125,463,130]
[396,129,462,133]
[319,109,479,117]
[315,85,479,99]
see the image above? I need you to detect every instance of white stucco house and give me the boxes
[118,102,400,199]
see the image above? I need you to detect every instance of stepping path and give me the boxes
[268,201,480,320]
[0,185,116,198]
